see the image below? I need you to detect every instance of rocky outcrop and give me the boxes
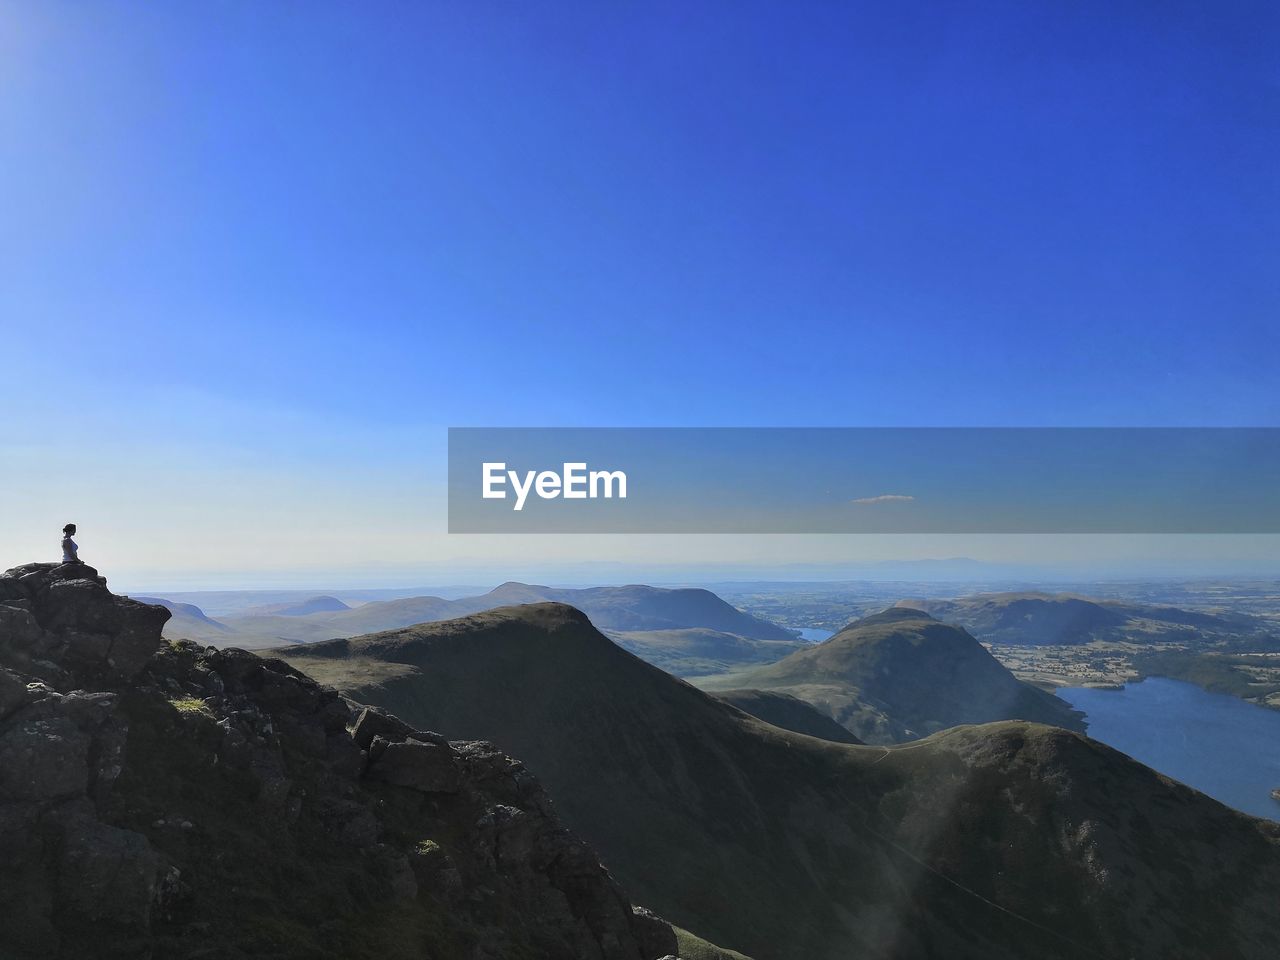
[0,562,683,959]
[1,562,169,684]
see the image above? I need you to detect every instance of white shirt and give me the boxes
[62,536,78,562]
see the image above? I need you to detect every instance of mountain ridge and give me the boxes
[157,581,796,652]
[277,602,1280,960]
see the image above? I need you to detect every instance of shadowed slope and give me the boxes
[278,603,1280,960]
[724,608,1085,743]
[712,689,864,744]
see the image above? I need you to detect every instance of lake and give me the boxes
[1057,677,1280,822]
[796,628,834,643]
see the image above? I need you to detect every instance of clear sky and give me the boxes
[1,2,1276,587]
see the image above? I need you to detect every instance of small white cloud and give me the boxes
[850,494,915,505]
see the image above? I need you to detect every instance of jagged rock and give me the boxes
[454,741,552,812]
[366,735,462,793]
[102,608,170,678]
[0,563,168,683]
[41,578,124,633]
[314,690,353,731]
[351,704,418,749]
[252,662,323,713]
[475,803,538,868]
[0,687,127,807]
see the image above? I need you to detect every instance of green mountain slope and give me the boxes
[722,607,1085,743]
[277,603,1280,960]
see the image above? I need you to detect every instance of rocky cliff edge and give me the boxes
[0,562,682,960]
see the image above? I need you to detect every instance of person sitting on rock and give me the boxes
[61,523,80,563]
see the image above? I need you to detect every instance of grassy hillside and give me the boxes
[719,608,1085,743]
[673,927,755,960]
[277,603,1280,960]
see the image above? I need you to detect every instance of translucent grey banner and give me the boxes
[447,428,1280,534]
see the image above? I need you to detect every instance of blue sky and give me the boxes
[1,2,1276,584]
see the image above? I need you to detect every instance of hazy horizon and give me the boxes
[111,545,1280,595]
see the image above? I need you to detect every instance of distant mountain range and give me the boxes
[714,608,1084,743]
[135,596,234,637]
[242,595,351,617]
[152,582,796,650]
[896,592,1280,648]
[276,603,1280,960]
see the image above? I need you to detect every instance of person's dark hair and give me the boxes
[63,523,76,535]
